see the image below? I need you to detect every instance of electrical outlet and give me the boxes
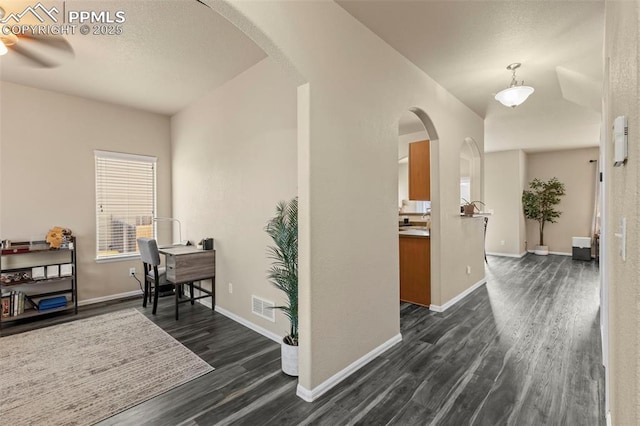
[466,265,471,275]
[129,267,136,277]
[500,240,505,246]
[228,283,233,294]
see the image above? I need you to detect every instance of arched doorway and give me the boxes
[398,108,439,316]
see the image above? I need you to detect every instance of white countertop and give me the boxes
[398,228,430,238]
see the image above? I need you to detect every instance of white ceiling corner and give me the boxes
[556,66,602,112]
[338,0,606,152]
[0,0,267,116]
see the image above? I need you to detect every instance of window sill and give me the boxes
[95,254,140,263]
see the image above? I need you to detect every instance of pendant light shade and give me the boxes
[495,85,535,107]
[494,63,534,108]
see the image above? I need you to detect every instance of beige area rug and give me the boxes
[0,308,214,425]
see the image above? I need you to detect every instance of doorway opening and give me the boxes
[398,108,438,321]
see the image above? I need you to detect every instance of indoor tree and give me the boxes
[522,177,566,248]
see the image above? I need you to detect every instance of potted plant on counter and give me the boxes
[461,199,485,216]
[522,177,566,255]
[265,197,298,376]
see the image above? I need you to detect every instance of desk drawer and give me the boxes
[166,251,215,283]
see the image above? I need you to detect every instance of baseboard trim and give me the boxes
[205,301,282,344]
[430,278,486,313]
[79,289,283,344]
[78,290,142,306]
[526,250,571,256]
[296,333,402,402]
[486,251,527,258]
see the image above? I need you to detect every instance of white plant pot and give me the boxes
[281,339,298,377]
[534,245,549,255]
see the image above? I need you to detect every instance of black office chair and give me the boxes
[137,238,168,315]
[138,238,195,320]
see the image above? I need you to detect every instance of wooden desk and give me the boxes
[158,246,215,319]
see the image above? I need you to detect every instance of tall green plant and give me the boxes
[522,177,566,246]
[265,197,298,346]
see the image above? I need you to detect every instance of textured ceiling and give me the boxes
[0,0,266,115]
[338,0,605,152]
[1,1,605,152]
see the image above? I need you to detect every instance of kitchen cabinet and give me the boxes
[409,140,430,200]
[399,235,430,306]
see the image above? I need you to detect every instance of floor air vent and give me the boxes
[252,296,275,322]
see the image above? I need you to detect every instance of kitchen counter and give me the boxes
[398,227,430,238]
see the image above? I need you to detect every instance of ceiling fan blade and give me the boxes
[10,43,57,68]
[18,34,74,55]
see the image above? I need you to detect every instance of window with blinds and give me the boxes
[95,150,157,260]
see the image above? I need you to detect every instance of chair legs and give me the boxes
[142,263,151,308]
[152,265,160,315]
[142,273,151,308]
[142,277,148,308]
[144,273,197,321]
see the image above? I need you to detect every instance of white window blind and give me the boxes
[95,150,157,260]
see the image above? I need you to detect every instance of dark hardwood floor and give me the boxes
[0,254,604,425]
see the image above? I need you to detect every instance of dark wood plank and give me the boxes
[0,254,605,425]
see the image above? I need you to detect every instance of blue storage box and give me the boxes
[39,296,68,311]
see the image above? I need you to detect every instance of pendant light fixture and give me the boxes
[494,63,535,108]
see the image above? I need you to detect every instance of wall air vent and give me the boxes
[252,296,275,322]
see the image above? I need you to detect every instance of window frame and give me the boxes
[94,150,157,263]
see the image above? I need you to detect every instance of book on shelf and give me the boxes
[1,291,29,318]
[1,241,31,255]
[1,292,9,317]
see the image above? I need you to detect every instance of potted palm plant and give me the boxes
[265,197,298,376]
[522,177,566,255]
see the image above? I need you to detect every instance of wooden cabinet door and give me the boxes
[399,236,431,306]
[408,140,430,200]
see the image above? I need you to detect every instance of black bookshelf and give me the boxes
[1,237,77,324]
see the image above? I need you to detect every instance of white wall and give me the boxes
[209,0,485,396]
[485,150,527,256]
[0,82,172,301]
[603,0,640,422]
[518,150,527,254]
[171,58,297,339]
[526,148,599,254]
[486,148,598,256]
